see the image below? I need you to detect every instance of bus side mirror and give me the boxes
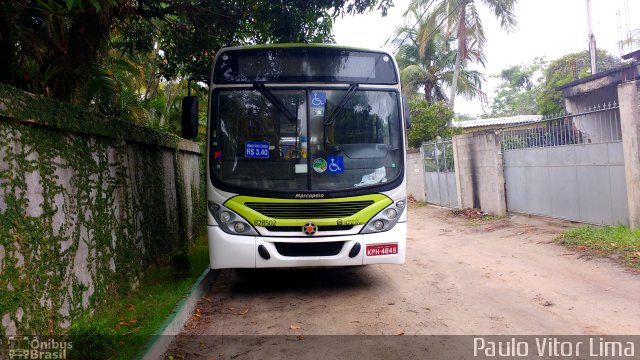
[181,96,199,139]
[402,95,411,129]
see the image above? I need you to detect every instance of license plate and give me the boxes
[366,244,398,256]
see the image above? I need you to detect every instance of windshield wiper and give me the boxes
[253,82,297,122]
[322,83,360,151]
[324,83,359,126]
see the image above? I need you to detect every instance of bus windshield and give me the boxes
[211,88,403,193]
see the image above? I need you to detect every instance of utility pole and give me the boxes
[586,0,598,75]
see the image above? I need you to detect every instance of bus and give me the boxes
[181,44,410,269]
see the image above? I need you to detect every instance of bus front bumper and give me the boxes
[207,223,406,269]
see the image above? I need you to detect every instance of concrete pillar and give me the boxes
[452,135,465,210]
[452,130,507,216]
[618,81,640,229]
[406,150,426,202]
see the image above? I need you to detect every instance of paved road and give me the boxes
[164,205,640,358]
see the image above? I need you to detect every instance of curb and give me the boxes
[136,268,219,360]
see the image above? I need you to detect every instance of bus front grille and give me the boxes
[265,225,354,232]
[274,242,345,257]
[244,201,374,219]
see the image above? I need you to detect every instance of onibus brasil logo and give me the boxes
[3,336,72,359]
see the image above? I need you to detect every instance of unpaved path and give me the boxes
[165,205,640,357]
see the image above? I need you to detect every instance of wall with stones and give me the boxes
[0,84,205,335]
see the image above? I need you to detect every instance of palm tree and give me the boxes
[450,0,517,109]
[408,0,517,110]
[390,8,486,105]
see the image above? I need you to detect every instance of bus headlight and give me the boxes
[208,201,258,236]
[234,222,246,233]
[385,208,398,220]
[220,211,232,223]
[360,198,406,234]
[373,220,385,231]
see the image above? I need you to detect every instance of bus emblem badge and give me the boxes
[303,222,317,236]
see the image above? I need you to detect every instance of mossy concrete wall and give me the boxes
[0,84,206,335]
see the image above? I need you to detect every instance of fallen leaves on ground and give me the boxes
[452,208,487,219]
[237,308,249,316]
[115,319,139,330]
[191,307,202,320]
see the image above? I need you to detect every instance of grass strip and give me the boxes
[558,225,640,269]
[67,234,209,359]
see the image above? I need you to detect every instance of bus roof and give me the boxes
[211,44,398,85]
[217,43,392,55]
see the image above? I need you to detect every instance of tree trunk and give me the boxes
[449,2,468,111]
[46,8,115,100]
[449,47,462,110]
[424,81,433,104]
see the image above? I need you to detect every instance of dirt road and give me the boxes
[165,205,640,358]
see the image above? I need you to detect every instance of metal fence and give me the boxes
[500,102,627,225]
[501,102,621,150]
[422,138,455,172]
[422,138,458,208]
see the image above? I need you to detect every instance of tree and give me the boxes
[415,0,517,110]
[406,98,457,148]
[0,0,393,102]
[488,57,545,116]
[537,49,620,116]
[391,6,485,105]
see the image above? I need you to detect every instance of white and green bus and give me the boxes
[182,44,410,269]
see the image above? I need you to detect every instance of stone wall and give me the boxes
[0,84,205,335]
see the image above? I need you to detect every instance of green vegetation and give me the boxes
[487,49,621,117]
[67,235,210,360]
[488,57,545,117]
[0,0,390,101]
[0,119,140,334]
[0,86,206,335]
[406,99,459,149]
[398,0,516,109]
[558,225,640,269]
[0,0,391,139]
[391,1,488,105]
[536,50,620,116]
[390,0,517,147]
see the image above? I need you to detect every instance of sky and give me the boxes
[333,0,640,116]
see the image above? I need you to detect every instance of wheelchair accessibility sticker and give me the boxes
[326,156,344,174]
[312,156,344,174]
[310,91,326,116]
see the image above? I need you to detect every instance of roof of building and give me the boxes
[622,49,640,61]
[452,115,543,128]
[556,60,640,92]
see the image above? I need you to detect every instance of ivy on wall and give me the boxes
[0,85,205,335]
